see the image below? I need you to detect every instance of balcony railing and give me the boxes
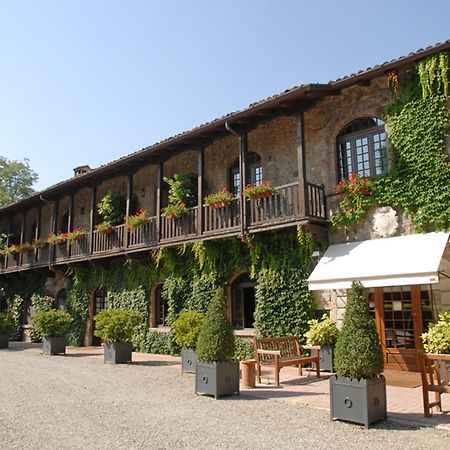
[0,181,326,273]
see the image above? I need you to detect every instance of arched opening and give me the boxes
[151,283,168,327]
[60,210,69,233]
[231,273,256,329]
[56,289,68,311]
[230,152,263,196]
[91,288,108,346]
[337,117,387,180]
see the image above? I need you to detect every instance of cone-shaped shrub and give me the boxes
[196,288,235,362]
[334,281,384,379]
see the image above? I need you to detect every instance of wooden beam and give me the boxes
[156,161,163,243]
[197,147,204,236]
[296,111,307,218]
[125,172,133,248]
[89,186,96,255]
[67,193,74,232]
[35,206,41,264]
[239,132,249,236]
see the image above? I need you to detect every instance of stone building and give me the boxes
[1,40,449,371]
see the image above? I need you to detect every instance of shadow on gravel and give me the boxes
[132,360,180,367]
[3,342,41,352]
[240,389,324,399]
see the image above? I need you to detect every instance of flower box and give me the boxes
[244,181,277,200]
[162,203,187,219]
[125,208,150,229]
[95,223,114,234]
[204,188,234,209]
[65,228,87,242]
[47,233,67,245]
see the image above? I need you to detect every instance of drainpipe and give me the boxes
[225,122,248,236]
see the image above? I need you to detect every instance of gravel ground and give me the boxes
[0,346,448,450]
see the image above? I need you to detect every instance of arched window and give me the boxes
[337,117,387,180]
[60,210,69,232]
[56,289,68,311]
[231,273,256,329]
[230,152,263,196]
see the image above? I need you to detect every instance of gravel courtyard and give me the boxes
[0,345,448,450]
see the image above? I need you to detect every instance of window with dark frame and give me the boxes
[337,117,387,180]
[230,152,263,196]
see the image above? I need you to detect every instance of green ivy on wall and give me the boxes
[251,226,315,339]
[332,51,450,232]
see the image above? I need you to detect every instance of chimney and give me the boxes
[73,165,92,177]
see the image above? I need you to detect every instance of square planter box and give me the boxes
[311,345,334,372]
[104,342,133,364]
[42,336,67,355]
[181,348,197,373]
[195,361,240,399]
[0,334,9,349]
[330,375,386,428]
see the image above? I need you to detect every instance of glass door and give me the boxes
[368,285,432,371]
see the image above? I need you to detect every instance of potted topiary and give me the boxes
[195,288,239,399]
[171,310,205,373]
[33,309,73,355]
[331,281,386,428]
[0,313,15,348]
[304,314,339,372]
[94,309,142,364]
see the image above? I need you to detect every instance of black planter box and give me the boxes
[104,342,133,364]
[195,361,240,399]
[330,375,386,428]
[42,336,67,355]
[0,334,9,349]
[311,345,334,372]
[181,348,197,373]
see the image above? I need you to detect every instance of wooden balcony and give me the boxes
[0,181,326,274]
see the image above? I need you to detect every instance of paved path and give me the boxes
[0,343,449,449]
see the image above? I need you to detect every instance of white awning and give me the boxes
[307,232,449,290]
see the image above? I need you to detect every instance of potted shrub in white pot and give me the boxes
[195,288,239,399]
[94,309,142,364]
[0,313,15,349]
[304,314,339,372]
[330,281,386,428]
[171,310,205,373]
[33,310,73,355]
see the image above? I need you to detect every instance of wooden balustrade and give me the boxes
[128,218,158,248]
[161,207,198,242]
[249,182,300,226]
[0,181,327,273]
[92,224,126,253]
[306,182,327,219]
[203,199,241,235]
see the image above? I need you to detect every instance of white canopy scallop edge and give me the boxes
[307,232,449,291]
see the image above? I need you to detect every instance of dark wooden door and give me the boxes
[368,285,433,371]
[92,291,108,346]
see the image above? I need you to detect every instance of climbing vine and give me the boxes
[252,226,315,339]
[332,51,450,232]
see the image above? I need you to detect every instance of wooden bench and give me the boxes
[417,350,450,417]
[253,336,320,386]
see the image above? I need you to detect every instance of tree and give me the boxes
[0,157,38,207]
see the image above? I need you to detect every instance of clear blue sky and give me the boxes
[0,0,449,191]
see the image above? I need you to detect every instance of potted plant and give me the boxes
[125,208,150,229]
[304,314,339,372]
[93,309,142,364]
[172,310,205,373]
[244,181,277,199]
[195,288,239,399]
[95,222,114,234]
[0,313,15,348]
[32,238,48,249]
[330,281,386,428]
[33,309,73,355]
[97,190,126,226]
[47,232,67,245]
[161,202,188,219]
[16,242,33,253]
[65,228,87,242]
[421,311,450,379]
[204,188,235,209]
